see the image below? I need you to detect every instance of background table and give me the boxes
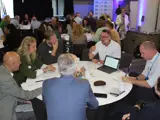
[22,61,132,106]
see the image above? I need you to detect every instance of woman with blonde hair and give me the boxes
[14,36,55,86]
[13,36,56,120]
[71,24,87,59]
[0,15,10,29]
[71,24,87,44]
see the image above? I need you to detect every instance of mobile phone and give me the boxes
[94,93,107,98]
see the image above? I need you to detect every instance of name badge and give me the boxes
[28,66,31,69]
[49,51,52,53]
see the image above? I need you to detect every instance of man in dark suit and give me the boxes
[43,53,98,120]
[111,77,160,120]
[0,52,42,120]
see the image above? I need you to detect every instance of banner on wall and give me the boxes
[94,0,113,19]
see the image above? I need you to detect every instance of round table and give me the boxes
[22,61,132,106]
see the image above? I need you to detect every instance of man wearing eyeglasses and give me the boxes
[89,29,121,64]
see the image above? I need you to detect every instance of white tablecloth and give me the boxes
[20,24,31,30]
[22,61,132,106]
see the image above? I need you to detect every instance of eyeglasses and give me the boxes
[100,35,110,39]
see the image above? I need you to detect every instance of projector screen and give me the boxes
[0,0,14,18]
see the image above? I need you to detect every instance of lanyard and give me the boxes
[146,53,159,80]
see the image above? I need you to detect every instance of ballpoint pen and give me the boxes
[36,80,43,83]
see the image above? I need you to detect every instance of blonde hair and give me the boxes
[72,24,84,37]
[17,36,37,64]
[100,14,111,22]
[3,15,11,23]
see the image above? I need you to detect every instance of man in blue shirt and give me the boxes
[43,53,98,120]
[122,41,160,103]
[122,41,160,88]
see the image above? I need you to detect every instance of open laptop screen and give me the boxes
[104,56,119,69]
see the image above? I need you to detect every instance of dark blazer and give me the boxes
[130,100,160,120]
[42,75,98,120]
[0,65,41,120]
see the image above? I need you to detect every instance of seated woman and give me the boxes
[71,24,87,44]
[0,15,11,29]
[66,20,76,35]
[13,36,55,86]
[82,17,92,33]
[21,14,30,25]
[0,15,11,42]
[71,24,87,59]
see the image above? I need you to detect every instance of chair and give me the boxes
[81,49,99,61]
[119,52,133,73]
[63,40,73,53]
[82,49,90,61]
[72,44,87,60]
[0,50,4,63]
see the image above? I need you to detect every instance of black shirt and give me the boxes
[38,41,61,65]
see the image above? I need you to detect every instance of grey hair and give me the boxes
[58,53,76,75]
[14,15,19,21]
[141,41,157,50]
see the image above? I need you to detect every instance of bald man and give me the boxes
[123,41,160,88]
[122,41,160,103]
[0,52,41,120]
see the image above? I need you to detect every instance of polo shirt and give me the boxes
[92,40,121,60]
[142,52,160,87]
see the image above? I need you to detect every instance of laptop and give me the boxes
[97,56,120,74]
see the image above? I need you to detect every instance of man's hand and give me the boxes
[43,67,48,73]
[122,76,131,83]
[89,46,96,53]
[47,65,56,72]
[92,59,99,64]
[79,67,86,76]
[52,40,58,50]
[100,60,104,64]
[122,113,130,120]
[74,67,86,77]
[24,101,32,104]
[52,41,58,56]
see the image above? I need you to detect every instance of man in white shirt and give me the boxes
[31,17,41,32]
[123,41,160,88]
[10,15,20,29]
[89,29,121,64]
[116,8,130,40]
[74,12,82,24]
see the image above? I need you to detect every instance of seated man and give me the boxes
[122,41,160,102]
[122,77,160,120]
[122,41,160,88]
[43,53,98,120]
[0,52,41,120]
[89,29,121,64]
[38,32,62,65]
[31,16,41,32]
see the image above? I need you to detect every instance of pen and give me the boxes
[110,93,119,97]
[119,91,125,95]
[36,80,43,83]
[110,91,125,97]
